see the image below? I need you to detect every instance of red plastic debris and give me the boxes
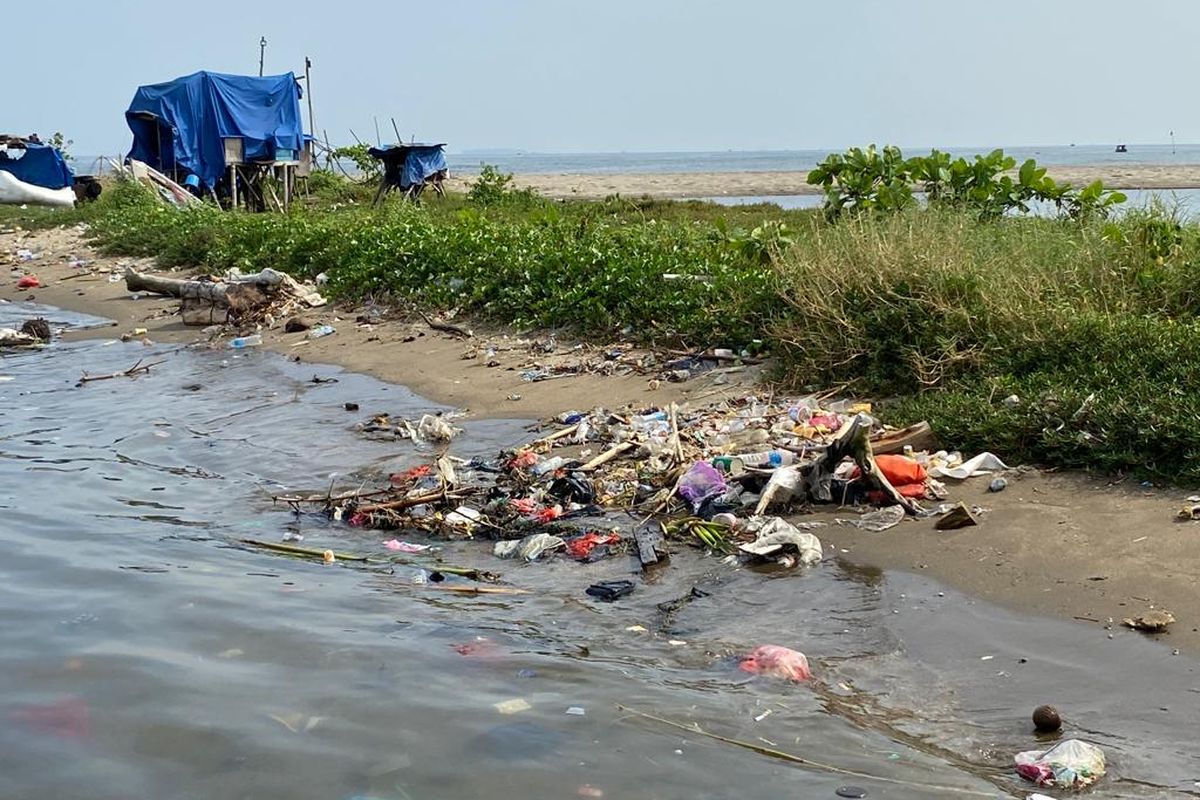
[510,498,539,515]
[738,645,811,681]
[16,275,41,289]
[508,451,538,470]
[389,464,432,485]
[565,531,621,559]
[534,506,562,523]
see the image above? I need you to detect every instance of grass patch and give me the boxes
[57,175,1200,483]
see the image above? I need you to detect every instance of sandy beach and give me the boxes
[443,163,1200,200]
[3,223,1196,656]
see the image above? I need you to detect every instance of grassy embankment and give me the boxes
[5,170,1200,483]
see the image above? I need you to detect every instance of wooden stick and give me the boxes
[527,424,580,450]
[241,539,370,562]
[79,359,165,384]
[579,441,635,471]
[355,487,475,514]
[668,402,685,466]
[418,310,472,338]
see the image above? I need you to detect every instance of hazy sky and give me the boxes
[5,0,1194,155]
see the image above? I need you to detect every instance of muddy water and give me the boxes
[1,305,1198,799]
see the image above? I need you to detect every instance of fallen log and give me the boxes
[124,267,282,301]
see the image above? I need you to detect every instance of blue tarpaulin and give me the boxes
[369,144,448,188]
[125,71,304,189]
[0,142,74,190]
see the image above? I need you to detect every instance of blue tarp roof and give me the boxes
[0,142,74,190]
[369,144,448,189]
[125,70,304,189]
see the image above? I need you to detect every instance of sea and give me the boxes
[76,143,1200,180]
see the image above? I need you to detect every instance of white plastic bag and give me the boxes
[0,171,75,208]
[1015,739,1105,790]
[928,451,1008,480]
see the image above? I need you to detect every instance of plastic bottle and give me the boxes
[531,456,566,476]
[735,450,796,469]
[228,334,263,349]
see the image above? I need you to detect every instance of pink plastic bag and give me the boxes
[739,645,811,681]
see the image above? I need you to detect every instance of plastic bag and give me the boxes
[1015,739,1105,790]
[678,461,727,510]
[739,645,811,681]
[929,452,1007,480]
[739,517,823,564]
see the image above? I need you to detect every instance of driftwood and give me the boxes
[870,421,937,456]
[78,359,164,385]
[125,267,282,301]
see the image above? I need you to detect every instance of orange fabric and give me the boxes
[853,454,927,486]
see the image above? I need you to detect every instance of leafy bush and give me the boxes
[808,145,1126,221]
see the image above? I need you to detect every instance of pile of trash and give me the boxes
[279,395,1007,578]
[0,316,51,348]
[123,266,326,328]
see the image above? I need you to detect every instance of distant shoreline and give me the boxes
[445,164,1200,200]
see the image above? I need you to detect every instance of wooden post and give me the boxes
[305,57,315,139]
[229,164,237,210]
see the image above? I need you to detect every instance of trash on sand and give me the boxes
[16,274,40,288]
[989,477,1008,493]
[585,580,635,602]
[308,324,335,339]
[842,504,905,532]
[835,787,868,798]
[494,698,532,715]
[928,452,1008,480]
[1032,704,1062,733]
[934,501,978,530]
[1123,609,1175,632]
[739,645,811,681]
[229,334,263,349]
[1015,739,1106,790]
[738,517,823,565]
[565,706,586,716]
[678,461,727,511]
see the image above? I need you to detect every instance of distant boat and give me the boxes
[1115,144,1128,153]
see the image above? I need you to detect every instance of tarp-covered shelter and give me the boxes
[0,139,74,190]
[125,70,305,189]
[368,143,448,204]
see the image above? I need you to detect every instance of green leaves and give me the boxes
[814,145,1126,222]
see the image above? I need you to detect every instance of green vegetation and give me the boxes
[808,145,1127,220]
[8,157,1200,482]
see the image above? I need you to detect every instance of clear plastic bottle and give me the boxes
[228,334,263,349]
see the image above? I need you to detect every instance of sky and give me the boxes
[5,0,1195,156]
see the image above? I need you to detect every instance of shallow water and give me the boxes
[1,304,1198,799]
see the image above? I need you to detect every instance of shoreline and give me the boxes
[3,224,1197,655]
[442,163,1200,200]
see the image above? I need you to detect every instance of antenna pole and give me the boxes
[259,37,267,76]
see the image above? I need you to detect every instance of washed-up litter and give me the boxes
[928,452,1008,480]
[840,504,906,532]
[1123,609,1175,632]
[934,502,978,531]
[1015,739,1106,790]
[739,645,811,681]
[585,580,635,602]
[271,394,1000,611]
[382,539,431,553]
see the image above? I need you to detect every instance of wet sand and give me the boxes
[4,224,1198,655]
[442,163,1200,199]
